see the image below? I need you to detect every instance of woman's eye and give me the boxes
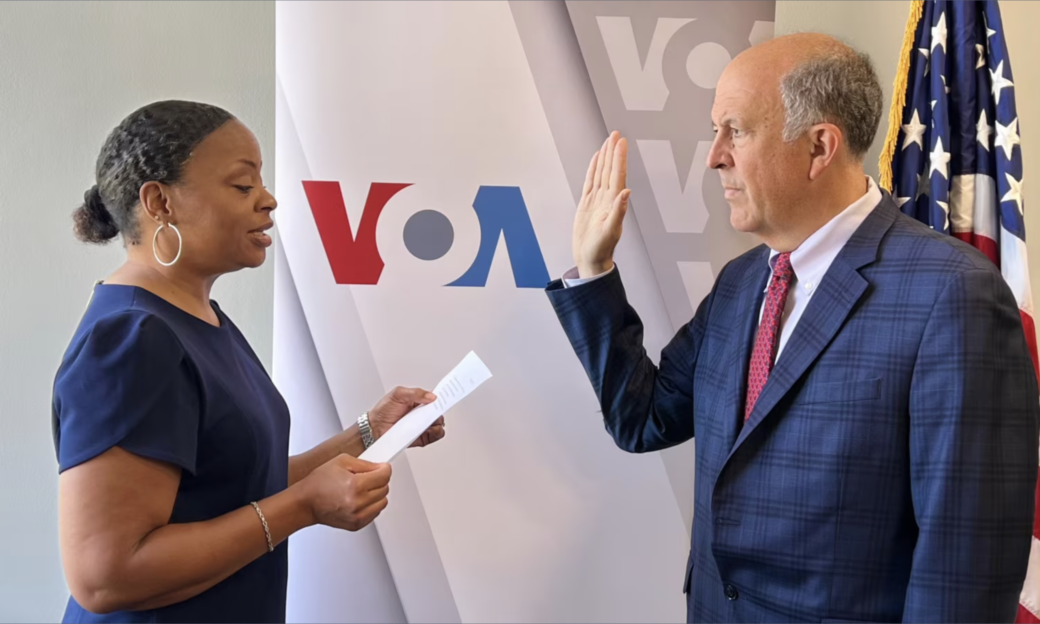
[234,185,254,194]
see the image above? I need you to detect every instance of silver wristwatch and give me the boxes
[358,412,375,449]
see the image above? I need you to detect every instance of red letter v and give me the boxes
[303,181,412,284]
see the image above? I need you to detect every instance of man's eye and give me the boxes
[234,185,254,194]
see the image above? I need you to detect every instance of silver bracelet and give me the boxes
[358,412,375,449]
[251,501,274,553]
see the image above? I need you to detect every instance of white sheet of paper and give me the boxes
[359,351,492,463]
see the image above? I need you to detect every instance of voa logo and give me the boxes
[303,181,550,288]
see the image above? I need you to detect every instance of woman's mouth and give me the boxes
[249,223,273,247]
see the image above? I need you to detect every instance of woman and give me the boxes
[52,100,445,623]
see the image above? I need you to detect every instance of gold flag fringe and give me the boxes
[879,0,926,192]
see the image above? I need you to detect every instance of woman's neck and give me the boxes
[106,254,220,326]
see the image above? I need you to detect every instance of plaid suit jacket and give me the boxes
[546,194,1039,623]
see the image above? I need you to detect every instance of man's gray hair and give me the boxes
[779,47,884,160]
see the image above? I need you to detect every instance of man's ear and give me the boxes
[806,122,843,180]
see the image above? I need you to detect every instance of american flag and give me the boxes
[879,0,1038,620]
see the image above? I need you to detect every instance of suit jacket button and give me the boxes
[724,584,739,600]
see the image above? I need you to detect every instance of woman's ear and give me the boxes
[139,181,175,225]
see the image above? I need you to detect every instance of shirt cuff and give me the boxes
[562,264,615,288]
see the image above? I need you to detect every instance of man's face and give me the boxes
[707,60,810,243]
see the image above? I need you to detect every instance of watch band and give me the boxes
[358,412,375,449]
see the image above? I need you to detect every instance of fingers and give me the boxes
[582,152,598,198]
[608,189,631,231]
[338,456,390,491]
[337,454,380,473]
[355,495,390,527]
[357,484,390,509]
[412,424,446,448]
[426,426,446,444]
[610,137,628,192]
[391,386,437,406]
[600,131,618,190]
[342,487,390,532]
[592,136,609,191]
[410,415,446,448]
[354,462,392,490]
[584,132,625,200]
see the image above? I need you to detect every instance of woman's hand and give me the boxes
[298,455,392,531]
[368,386,446,448]
[288,386,445,488]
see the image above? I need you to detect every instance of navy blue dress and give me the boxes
[52,284,290,623]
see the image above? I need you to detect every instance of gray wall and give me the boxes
[0,2,274,621]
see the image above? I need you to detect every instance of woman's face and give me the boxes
[158,120,277,274]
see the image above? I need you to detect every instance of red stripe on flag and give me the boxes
[955,231,1000,266]
[1021,312,1040,383]
[1018,603,1040,624]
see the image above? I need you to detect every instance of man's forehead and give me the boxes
[715,62,782,116]
[711,76,772,123]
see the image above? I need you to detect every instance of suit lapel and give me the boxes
[725,195,901,459]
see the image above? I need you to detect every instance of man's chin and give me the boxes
[729,211,756,233]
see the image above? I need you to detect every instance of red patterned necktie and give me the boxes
[744,252,794,421]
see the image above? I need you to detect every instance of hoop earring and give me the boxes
[153,223,183,267]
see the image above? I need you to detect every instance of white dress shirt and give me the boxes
[564,176,883,362]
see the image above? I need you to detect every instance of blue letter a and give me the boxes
[448,186,550,288]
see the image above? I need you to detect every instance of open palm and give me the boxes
[573,131,631,277]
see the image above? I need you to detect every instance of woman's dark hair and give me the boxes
[73,100,235,244]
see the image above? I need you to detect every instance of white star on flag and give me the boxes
[929,136,951,180]
[903,109,927,151]
[976,43,986,69]
[936,200,950,231]
[991,60,1014,105]
[919,48,930,77]
[1002,172,1024,216]
[896,196,912,208]
[978,110,994,150]
[995,117,1020,161]
[931,12,948,54]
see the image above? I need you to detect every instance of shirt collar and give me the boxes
[767,176,882,295]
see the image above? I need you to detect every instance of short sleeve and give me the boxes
[52,311,201,474]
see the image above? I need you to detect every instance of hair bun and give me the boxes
[73,185,120,243]
[85,185,109,216]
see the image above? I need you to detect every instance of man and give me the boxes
[546,33,1039,623]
